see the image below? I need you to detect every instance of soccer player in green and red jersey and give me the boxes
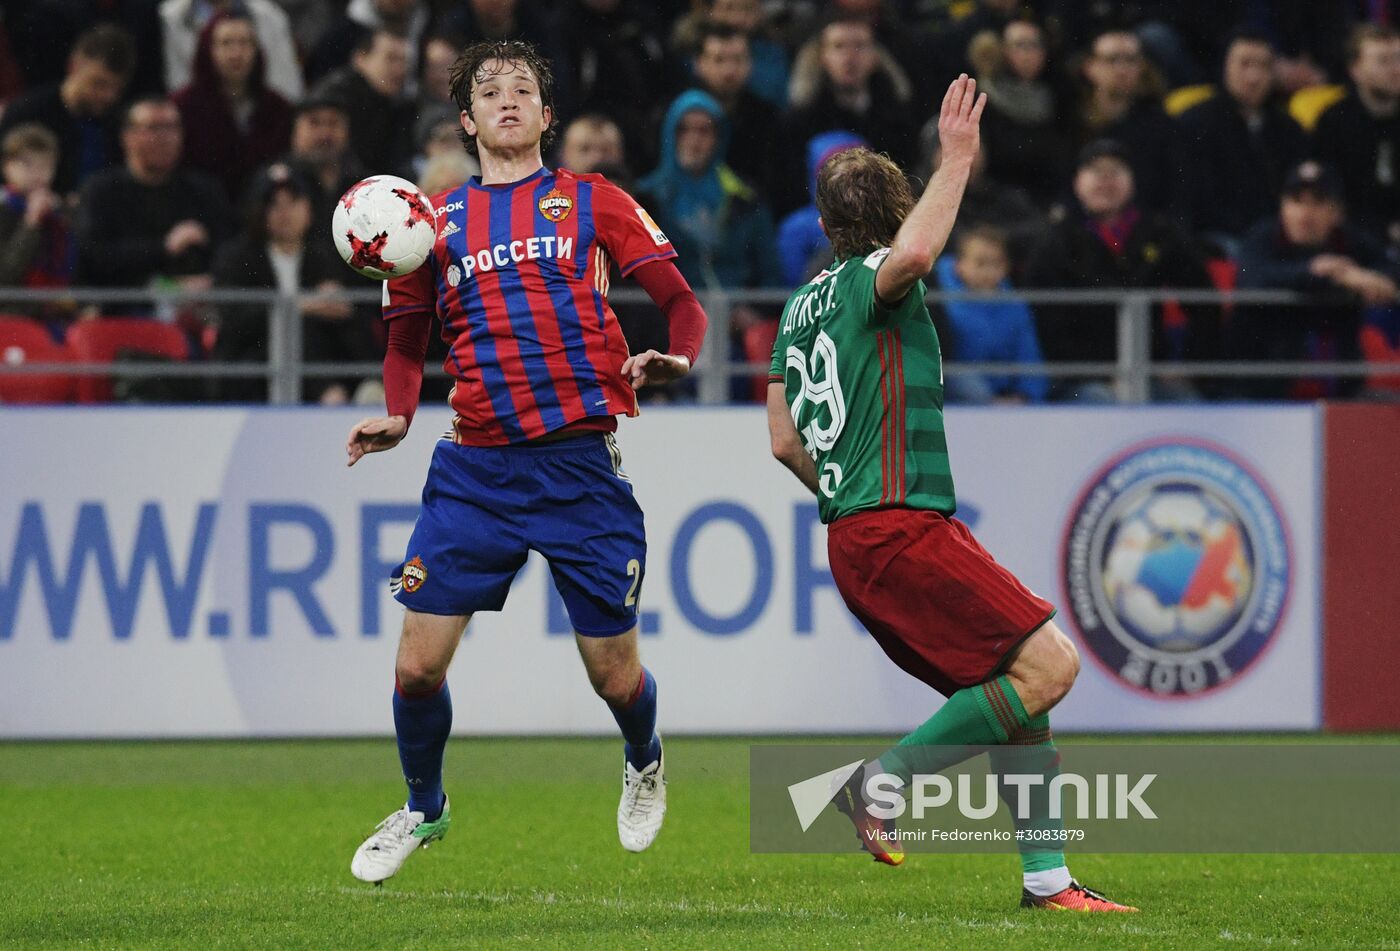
[767,75,1136,913]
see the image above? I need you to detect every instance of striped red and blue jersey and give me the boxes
[383,167,677,446]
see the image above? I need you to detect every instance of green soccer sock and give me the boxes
[989,714,1067,875]
[878,675,1031,782]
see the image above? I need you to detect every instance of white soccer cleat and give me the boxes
[617,744,666,852]
[350,797,451,884]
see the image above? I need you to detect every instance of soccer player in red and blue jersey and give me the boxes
[343,40,707,884]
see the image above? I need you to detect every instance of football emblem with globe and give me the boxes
[1098,483,1253,652]
[332,175,437,280]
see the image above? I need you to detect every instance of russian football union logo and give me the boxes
[538,188,573,222]
[1061,440,1290,697]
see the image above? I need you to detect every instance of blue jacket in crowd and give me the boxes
[934,255,1048,403]
[636,89,780,292]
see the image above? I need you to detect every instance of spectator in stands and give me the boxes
[780,15,916,215]
[276,0,336,59]
[309,29,415,175]
[437,0,568,111]
[173,11,293,207]
[557,114,627,174]
[1177,31,1308,256]
[1023,139,1215,402]
[560,0,671,170]
[160,0,303,103]
[932,226,1048,404]
[1314,24,1400,245]
[212,162,375,404]
[0,124,74,320]
[279,94,365,260]
[419,34,461,107]
[637,89,781,399]
[6,1,163,98]
[691,23,780,202]
[639,89,781,292]
[673,0,789,108]
[968,18,1072,208]
[419,153,477,197]
[918,122,1048,277]
[1046,0,1226,82]
[923,0,1025,96]
[305,0,430,96]
[75,97,233,291]
[776,130,866,287]
[1235,160,1397,399]
[0,24,135,198]
[1242,0,1355,93]
[410,105,476,184]
[1074,27,1182,217]
[821,0,931,101]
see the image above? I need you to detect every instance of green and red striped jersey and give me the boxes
[769,248,957,524]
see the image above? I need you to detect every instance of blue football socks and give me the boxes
[393,677,452,820]
[609,667,660,770]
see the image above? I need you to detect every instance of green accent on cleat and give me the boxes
[412,799,451,842]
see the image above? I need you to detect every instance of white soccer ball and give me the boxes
[332,175,437,280]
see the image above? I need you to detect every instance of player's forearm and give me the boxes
[383,312,431,429]
[886,153,975,283]
[779,448,820,495]
[631,259,708,363]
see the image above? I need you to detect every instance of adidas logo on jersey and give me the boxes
[440,220,460,237]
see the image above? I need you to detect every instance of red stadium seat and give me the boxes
[1206,256,1239,325]
[65,319,190,403]
[0,315,76,403]
[743,319,780,403]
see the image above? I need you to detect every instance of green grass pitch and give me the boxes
[2,737,1397,949]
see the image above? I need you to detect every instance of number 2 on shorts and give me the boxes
[624,558,642,607]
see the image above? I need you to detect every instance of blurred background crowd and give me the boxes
[3,0,1400,405]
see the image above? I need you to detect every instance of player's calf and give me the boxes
[578,635,667,851]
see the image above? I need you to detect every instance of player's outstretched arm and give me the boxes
[623,259,709,389]
[767,381,819,495]
[346,415,408,466]
[874,74,986,307]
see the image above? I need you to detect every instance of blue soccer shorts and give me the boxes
[390,432,646,637]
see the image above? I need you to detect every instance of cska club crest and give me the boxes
[401,556,428,594]
[538,187,574,222]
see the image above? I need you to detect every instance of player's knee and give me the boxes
[592,664,640,707]
[1044,635,1080,706]
[395,657,447,695]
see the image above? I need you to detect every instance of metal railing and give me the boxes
[2,285,1399,405]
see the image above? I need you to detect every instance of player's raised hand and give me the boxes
[621,350,691,389]
[346,415,408,466]
[937,74,986,166]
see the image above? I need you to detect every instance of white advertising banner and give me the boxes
[0,406,1319,737]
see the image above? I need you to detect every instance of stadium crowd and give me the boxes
[2,0,1400,404]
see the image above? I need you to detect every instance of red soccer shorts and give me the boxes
[827,507,1056,697]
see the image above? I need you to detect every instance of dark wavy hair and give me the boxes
[815,148,915,261]
[448,40,557,158]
